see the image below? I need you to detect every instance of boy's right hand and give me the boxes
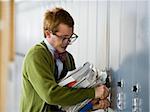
[95,85,109,99]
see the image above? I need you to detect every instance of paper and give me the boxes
[58,62,114,112]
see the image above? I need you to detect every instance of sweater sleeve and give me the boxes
[24,47,95,107]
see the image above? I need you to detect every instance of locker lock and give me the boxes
[117,80,124,88]
[132,84,140,93]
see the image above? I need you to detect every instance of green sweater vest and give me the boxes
[20,42,95,112]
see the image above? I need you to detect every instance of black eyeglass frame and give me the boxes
[53,33,78,44]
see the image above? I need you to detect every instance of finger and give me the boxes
[102,100,109,106]
[102,99,110,109]
[91,98,100,104]
[101,88,109,99]
[93,101,103,109]
[104,85,109,91]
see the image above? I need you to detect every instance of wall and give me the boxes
[15,1,109,68]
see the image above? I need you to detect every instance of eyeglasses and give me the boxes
[53,33,78,44]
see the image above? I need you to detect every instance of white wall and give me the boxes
[15,1,108,69]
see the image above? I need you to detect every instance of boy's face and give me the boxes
[48,23,73,53]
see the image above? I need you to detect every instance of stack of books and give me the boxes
[58,62,113,112]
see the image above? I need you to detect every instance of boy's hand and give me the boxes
[95,85,109,99]
[92,99,110,110]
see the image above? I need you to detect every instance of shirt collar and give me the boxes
[44,38,55,56]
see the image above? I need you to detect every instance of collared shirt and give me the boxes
[44,39,63,79]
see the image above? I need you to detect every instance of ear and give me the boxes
[45,30,51,38]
